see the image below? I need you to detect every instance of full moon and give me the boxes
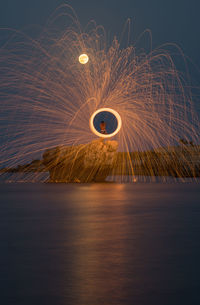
[79,54,89,64]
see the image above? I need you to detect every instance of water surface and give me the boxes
[0,183,200,305]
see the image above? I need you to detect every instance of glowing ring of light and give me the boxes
[89,108,122,138]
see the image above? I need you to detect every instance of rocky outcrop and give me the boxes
[43,139,118,182]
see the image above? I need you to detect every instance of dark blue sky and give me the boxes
[0,0,200,114]
[0,0,200,69]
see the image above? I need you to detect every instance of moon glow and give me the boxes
[79,54,89,64]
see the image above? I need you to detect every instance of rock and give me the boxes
[43,139,118,182]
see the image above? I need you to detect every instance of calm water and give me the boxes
[0,183,200,305]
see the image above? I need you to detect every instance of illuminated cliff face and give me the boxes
[43,139,118,182]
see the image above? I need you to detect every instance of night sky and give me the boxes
[0,0,200,69]
[0,0,199,128]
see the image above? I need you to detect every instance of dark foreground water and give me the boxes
[0,183,200,305]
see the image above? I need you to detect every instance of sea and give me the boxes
[0,180,200,305]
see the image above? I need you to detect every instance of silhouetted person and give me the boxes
[100,121,107,134]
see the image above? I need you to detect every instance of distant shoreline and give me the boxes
[1,144,199,178]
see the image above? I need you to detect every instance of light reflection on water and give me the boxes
[0,183,200,305]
